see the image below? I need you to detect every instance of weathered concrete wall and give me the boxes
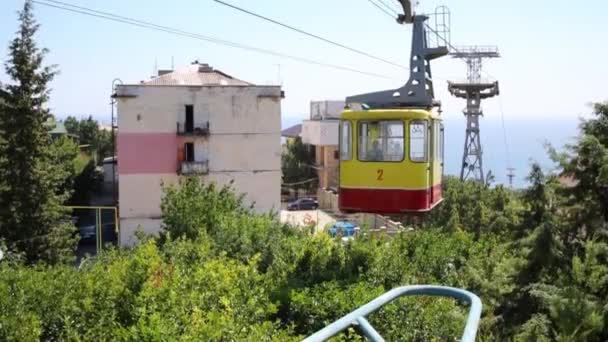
[323,146,339,188]
[119,171,282,219]
[116,85,282,245]
[301,120,339,146]
[118,133,183,174]
[206,133,281,171]
[317,188,339,212]
[310,100,345,120]
[314,146,339,189]
[119,218,162,246]
[118,173,179,219]
[117,85,281,134]
[206,171,281,213]
[118,172,280,244]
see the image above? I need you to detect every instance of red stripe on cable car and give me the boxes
[339,184,443,214]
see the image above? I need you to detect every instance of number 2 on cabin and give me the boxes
[377,169,384,181]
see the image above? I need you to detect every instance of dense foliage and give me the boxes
[64,115,113,165]
[3,101,608,340]
[1,2,608,340]
[0,1,77,265]
[281,136,318,191]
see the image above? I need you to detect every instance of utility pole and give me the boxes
[448,46,500,184]
[507,167,516,188]
[110,78,123,206]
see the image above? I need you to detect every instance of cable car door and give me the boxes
[428,121,434,205]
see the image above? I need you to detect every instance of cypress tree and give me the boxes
[0,0,77,264]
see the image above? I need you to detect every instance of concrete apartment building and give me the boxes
[115,62,282,245]
[301,100,344,190]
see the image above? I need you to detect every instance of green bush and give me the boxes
[0,179,495,341]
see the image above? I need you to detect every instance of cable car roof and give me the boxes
[341,108,441,121]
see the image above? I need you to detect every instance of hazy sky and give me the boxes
[1,0,606,185]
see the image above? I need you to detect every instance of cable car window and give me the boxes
[410,120,428,162]
[340,121,352,160]
[434,121,441,162]
[358,121,404,162]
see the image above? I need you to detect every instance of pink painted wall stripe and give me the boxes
[118,133,183,174]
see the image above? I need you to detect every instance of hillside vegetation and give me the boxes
[1,103,608,341]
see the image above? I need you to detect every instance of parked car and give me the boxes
[78,223,116,244]
[287,198,318,211]
[328,221,359,238]
[78,224,96,243]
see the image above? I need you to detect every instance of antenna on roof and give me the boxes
[171,56,174,70]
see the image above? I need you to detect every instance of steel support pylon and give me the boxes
[448,46,500,183]
[460,95,484,182]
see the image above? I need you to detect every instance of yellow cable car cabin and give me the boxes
[338,108,444,214]
[337,9,449,213]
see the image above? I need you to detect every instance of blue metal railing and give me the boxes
[302,285,482,342]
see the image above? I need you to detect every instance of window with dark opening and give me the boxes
[185,142,194,162]
[185,105,194,133]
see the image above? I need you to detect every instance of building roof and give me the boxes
[48,121,68,135]
[45,119,79,139]
[142,62,252,86]
[558,173,579,188]
[281,124,302,138]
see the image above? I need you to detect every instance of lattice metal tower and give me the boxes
[507,167,516,188]
[448,46,500,183]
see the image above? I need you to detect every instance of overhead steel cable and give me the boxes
[366,0,398,19]
[376,0,400,16]
[213,0,407,70]
[423,19,513,183]
[497,96,512,172]
[32,0,397,80]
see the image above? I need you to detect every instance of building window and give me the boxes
[410,120,428,162]
[358,121,404,162]
[340,121,352,160]
[185,105,194,133]
[185,142,194,162]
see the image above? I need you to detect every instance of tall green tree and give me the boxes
[0,1,77,264]
[281,137,317,191]
[64,115,113,164]
[560,103,608,235]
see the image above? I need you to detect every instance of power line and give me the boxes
[213,0,406,70]
[282,178,318,187]
[366,0,397,19]
[497,96,512,171]
[424,19,514,185]
[32,0,397,80]
[376,0,400,16]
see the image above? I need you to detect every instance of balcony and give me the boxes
[176,122,210,137]
[179,160,209,175]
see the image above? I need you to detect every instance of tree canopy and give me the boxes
[0,0,77,264]
[1,2,608,340]
[281,136,318,191]
[64,115,113,164]
[3,98,608,339]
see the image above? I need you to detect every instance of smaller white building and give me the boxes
[301,100,344,190]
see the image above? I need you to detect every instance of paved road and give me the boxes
[280,209,336,234]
